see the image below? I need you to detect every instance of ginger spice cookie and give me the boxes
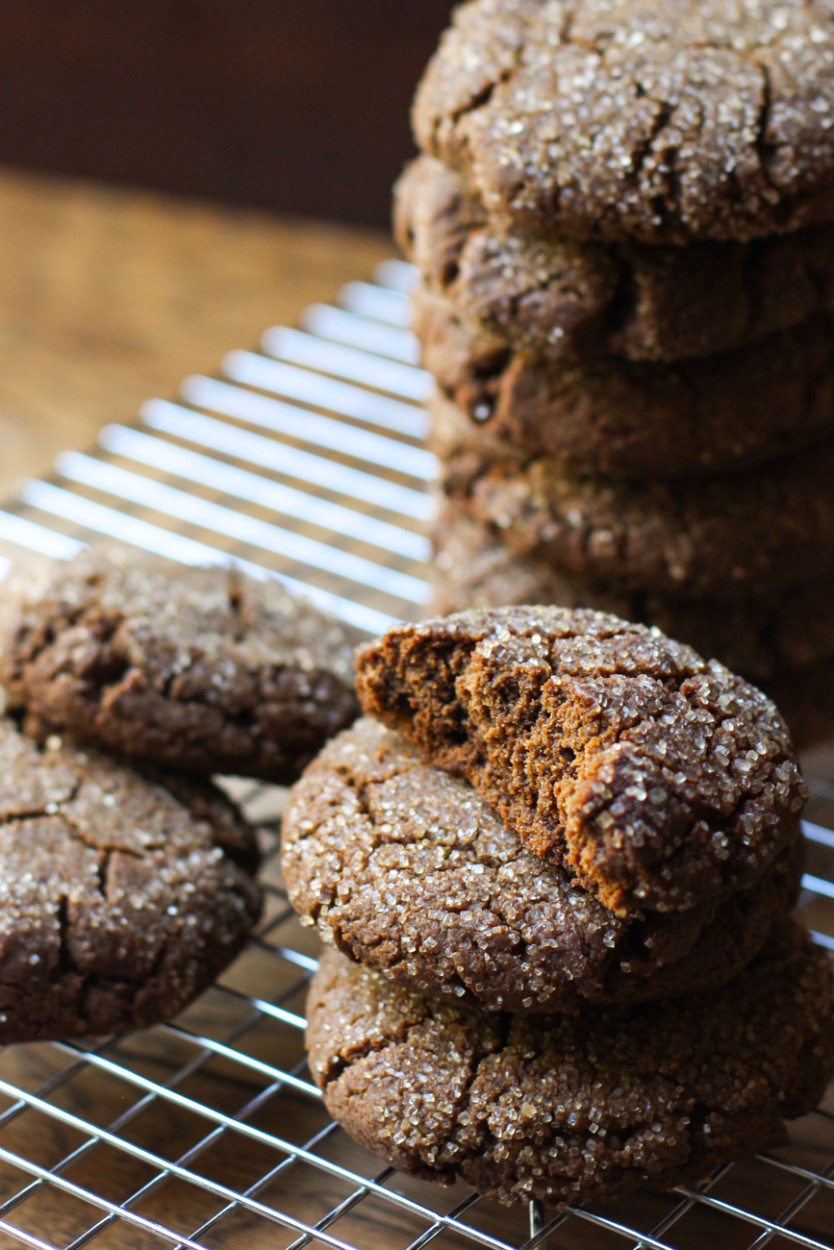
[418,293,834,480]
[397,156,834,364]
[0,549,360,782]
[0,719,261,1043]
[414,0,834,244]
[307,923,834,1207]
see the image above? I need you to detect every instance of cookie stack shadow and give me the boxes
[395,0,834,747]
[286,609,834,1210]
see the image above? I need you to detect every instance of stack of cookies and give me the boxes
[395,0,834,744]
[0,548,361,1044]
[284,607,834,1210]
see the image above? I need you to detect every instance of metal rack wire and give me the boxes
[0,260,831,1249]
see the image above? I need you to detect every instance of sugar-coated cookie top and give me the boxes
[414,0,834,242]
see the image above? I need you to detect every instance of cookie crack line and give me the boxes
[58,809,154,861]
[56,893,75,982]
[95,847,112,900]
[559,4,576,44]
[317,1007,432,1091]
[628,95,673,188]
[445,40,525,133]
[226,568,250,643]
[439,1012,512,1177]
[0,796,82,829]
[754,60,779,196]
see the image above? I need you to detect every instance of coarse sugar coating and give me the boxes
[306,922,834,1207]
[355,607,806,915]
[396,155,834,363]
[0,548,360,782]
[413,0,834,244]
[418,292,834,480]
[429,504,834,685]
[0,718,261,1043]
[438,438,834,598]
[283,718,801,1011]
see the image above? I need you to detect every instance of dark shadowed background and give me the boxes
[0,0,453,227]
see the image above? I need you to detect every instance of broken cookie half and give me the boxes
[355,606,806,916]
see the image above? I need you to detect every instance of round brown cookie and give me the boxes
[439,437,834,599]
[413,0,834,244]
[0,549,360,782]
[429,505,834,684]
[355,607,806,916]
[284,718,801,1012]
[397,156,834,363]
[0,718,261,1043]
[307,924,834,1207]
[418,292,834,480]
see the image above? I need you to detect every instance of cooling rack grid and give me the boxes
[0,260,831,1250]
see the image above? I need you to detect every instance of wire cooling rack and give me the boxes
[0,260,832,1250]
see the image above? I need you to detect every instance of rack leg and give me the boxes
[529,1199,547,1242]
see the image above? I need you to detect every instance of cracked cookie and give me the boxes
[307,922,834,1207]
[355,607,806,916]
[0,718,261,1043]
[438,438,834,599]
[429,505,834,686]
[413,0,834,244]
[0,549,360,782]
[396,156,834,364]
[418,293,834,479]
[283,718,801,1012]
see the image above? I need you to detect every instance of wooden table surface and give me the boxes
[0,166,392,498]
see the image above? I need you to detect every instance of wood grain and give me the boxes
[0,167,391,498]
